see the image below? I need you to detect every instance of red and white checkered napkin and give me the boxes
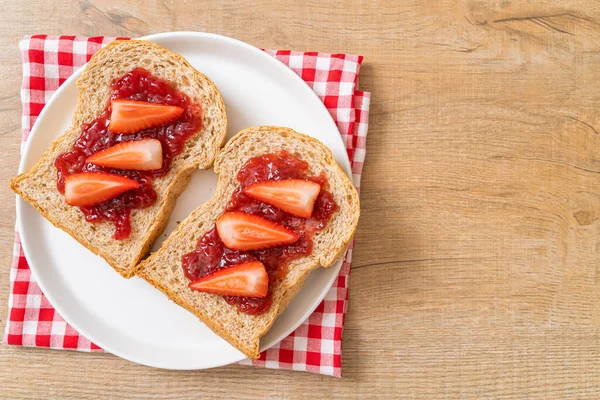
[4,35,370,377]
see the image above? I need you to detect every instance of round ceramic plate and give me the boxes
[16,32,351,369]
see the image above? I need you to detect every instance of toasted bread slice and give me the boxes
[10,40,227,278]
[136,126,360,359]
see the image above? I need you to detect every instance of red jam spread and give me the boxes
[54,68,202,239]
[181,151,338,315]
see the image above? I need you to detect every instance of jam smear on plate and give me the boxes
[54,68,202,239]
[181,151,338,315]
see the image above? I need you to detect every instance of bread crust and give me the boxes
[136,126,360,359]
[10,40,227,278]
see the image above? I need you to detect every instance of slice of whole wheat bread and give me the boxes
[10,40,227,278]
[136,126,360,359]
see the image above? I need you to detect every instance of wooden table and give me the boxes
[1,1,599,398]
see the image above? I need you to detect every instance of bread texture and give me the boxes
[136,126,360,359]
[10,40,227,278]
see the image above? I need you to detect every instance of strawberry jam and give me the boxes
[54,68,202,239]
[182,151,338,315]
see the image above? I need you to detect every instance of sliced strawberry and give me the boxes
[86,138,163,170]
[64,172,139,206]
[108,99,184,134]
[188,261,268,298]
[244,179,321,218]
[216,211,299,251]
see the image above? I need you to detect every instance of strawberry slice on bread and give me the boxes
[136,126,361,360]
[64,172,139,206]
[108,99,184,134]
[86,138,163,170]
[216,211,299,251]
[188,261,268,298]
[243,179,321,218]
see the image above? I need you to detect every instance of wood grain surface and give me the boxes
[1,1,599,399]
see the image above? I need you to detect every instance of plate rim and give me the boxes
[16,31,351,369]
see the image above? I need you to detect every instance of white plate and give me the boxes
[16,32,350,369]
